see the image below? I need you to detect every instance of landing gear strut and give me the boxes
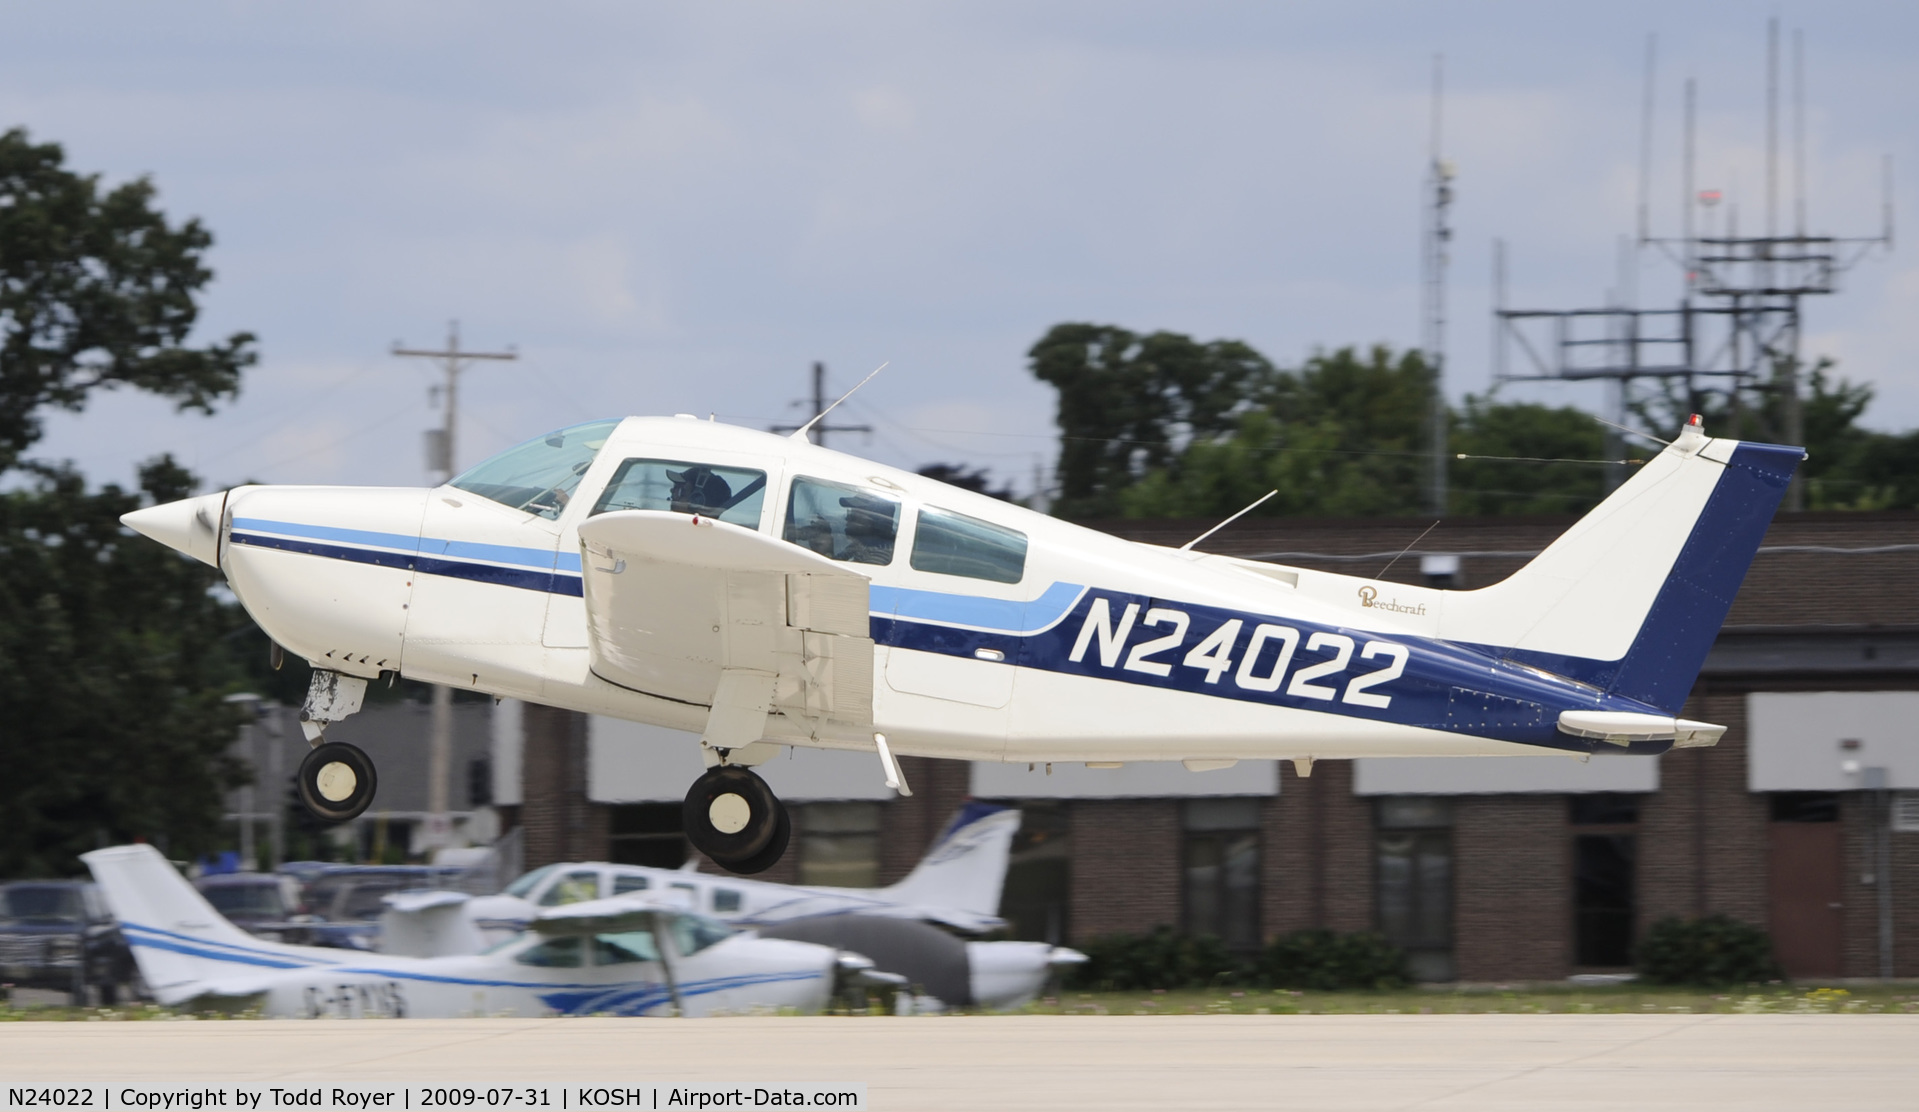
[683,765,790,874]
[297,741,379,823]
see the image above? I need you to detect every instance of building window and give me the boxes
[1568,794,1640,968]
[467,756,493,808]
[1375,797,1453,982]
[799,802,883,887]
[607,803,688,868]
[1182,799,1261,952]
[1000,802,1070,944]
[1771,792,1840,823]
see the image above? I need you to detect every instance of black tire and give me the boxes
[721,800,791,876]
[682,765,780,862]
[297,741,378,823]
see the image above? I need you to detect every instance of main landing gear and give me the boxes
[683,764,791,875]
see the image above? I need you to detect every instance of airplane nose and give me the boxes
[121,491,227,568]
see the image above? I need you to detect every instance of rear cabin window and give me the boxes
[591,459,767,528]
[783,477,899,566]
[450,419,619,520]
[910,507,1027,584]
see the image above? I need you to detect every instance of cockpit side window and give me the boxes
[911,507,1027,584]
[590,459,767,528]
[450,420,620,520]
[783,477,899,566]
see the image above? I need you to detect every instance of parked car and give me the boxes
[0,880,137,1004]
[192,873,313,943]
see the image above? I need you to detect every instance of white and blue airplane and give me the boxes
[463,802,1020,938]
[83,844,890,1017]
[119,410,1799,872]
[401,803,1080,1012]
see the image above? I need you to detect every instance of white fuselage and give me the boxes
[132,919,838,1018]
[136,415,1786,776]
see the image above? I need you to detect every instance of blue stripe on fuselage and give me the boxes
[232,517,584,572]
[869,581,1084,633]
[229,531,585,597]
[876,588,1671,753]
[119,917,823,1014]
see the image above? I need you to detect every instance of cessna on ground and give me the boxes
[120,409,1799,873]
[84,844,892,1017]
[388,802,1080,1011]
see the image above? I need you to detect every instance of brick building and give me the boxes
[495,509,1919,982]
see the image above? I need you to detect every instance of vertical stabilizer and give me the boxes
[881,803,1021,916]
[1440,423,1800,712]
[81,844,302,1005]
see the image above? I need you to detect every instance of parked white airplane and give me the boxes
[119,411,1799,872]
[83,844,887,1017]
[463,802,1020,938]
[383,803,1078,1011]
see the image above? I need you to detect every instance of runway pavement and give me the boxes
[2,1014,1916,1111]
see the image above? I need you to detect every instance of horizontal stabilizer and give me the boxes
[1557,710,1724,748]
[379,890,486,958]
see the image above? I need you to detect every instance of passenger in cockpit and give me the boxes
[837,493,897,565]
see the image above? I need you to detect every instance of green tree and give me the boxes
[1450,397,1610,516]
[1119,345,1435,519]
[0,459,251,875]
[1633,357,1919,511]
[0,127,255,472]
[0,128,262,874]
[1029,323,1271,518]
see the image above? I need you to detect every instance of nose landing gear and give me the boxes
[297,741,379,823]
[296,669,378,823]
[683,764,790,875]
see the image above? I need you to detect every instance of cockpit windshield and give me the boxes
[449,420,620,520]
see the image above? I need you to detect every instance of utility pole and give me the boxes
[770,361,871,447]
[1421,55,1454,516]
[393,321,517,854]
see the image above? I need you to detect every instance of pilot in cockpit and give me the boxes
[667,466,733,518]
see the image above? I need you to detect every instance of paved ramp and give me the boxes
[1,1015,1915,1110]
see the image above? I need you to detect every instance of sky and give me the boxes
[7,1,1917,499]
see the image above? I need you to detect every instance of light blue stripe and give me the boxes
[870,581,1084,633]
[124,918,821,997]
[232,517,582,573]
[232,517,420,552]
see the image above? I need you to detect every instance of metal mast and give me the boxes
[392,321,517,853]
[1491,24,1890,512]
[1422,55,1454,516]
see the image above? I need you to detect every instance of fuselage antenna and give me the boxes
[1179,489,1279,552]
[790,361,890,442]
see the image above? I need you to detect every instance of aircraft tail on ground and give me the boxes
[880,802,1021,916]
[81,844,301,1005]
[1440,421,1801,713]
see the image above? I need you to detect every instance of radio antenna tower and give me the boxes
[1422,55,1455,516]
[1493,22,1892,509]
